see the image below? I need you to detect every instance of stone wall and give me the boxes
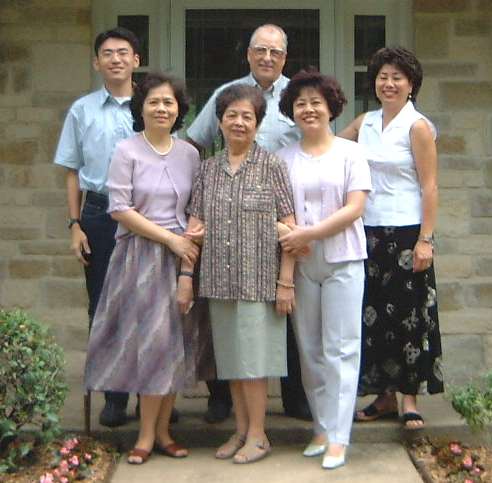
[415,0,492,381]
[0,0,92,354]
[0,0,491,387]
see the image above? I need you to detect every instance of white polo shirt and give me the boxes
[358,101,436,227]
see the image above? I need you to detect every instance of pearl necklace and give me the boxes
[142,131,174,156]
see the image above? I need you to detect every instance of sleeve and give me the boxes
[53,107,83,169]
[186,91,220,148]
[187,161,206,220]
[346,144,372,193]
[271,157,295,219]
[106,142,135,213]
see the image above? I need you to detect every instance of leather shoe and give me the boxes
[303,443,327,457]
[284,402,312,421]
[322,452,346,470]
[99,401,127,427]
[204,400,231,423]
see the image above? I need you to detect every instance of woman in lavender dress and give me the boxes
[85,73,202,464]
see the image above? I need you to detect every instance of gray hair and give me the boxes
[249,24,288,51]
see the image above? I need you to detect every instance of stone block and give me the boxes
[436,280,465,310]
[441,334,485,386]
[0,226,41,240]
[19,240,71,256]
[32,44,91,93]
[415,17,449,59]
[51,257,83,278]
[471,191,492,217]
[464,171,485,188]
[0,108,16,122]
[437,190,469,236]
[474,257,492,276]
[45,207,68,239]
[434,254,472,278]
[455,18,491,36]
[437,134,466,154]
[440,309,492,335]
[414,0,469,12]
[470,218,492,235]
[12,64,31,93]
[457,235,492,255]
[440,81,492,109]
[39,124,64,161]
[485,335,492,375]
[0,43,30,63]
[8,257,51,279]
[4,124,41,141]
[0,190,31,206]
[4,165,58,189]
[428,112,451,131]
[0,66,8,94]
[0,140,38,165]
[438,170,463,188]
[0,92,31,108]
[0,280,40,309]
[465,279,492,308]
[42,278,87,309]
[0,206,46,226]
[31,190,66,207]
[55,25,91,43]
[17,107,56,123]
[0,241,17,257]
[0,25,55,42]
[484,157,492,188]
[33,92,83,110]
[422,62,477,78]
[439,155,482,170]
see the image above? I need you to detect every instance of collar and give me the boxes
[219,142,259,172]
[248,73,286,95]
[365,100,416,132]
[98,86,132,107]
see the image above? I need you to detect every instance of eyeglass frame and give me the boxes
[249,44,287,60]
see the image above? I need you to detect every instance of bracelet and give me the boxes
[179,271,194,278]
[418,234,434,247]
[276,279,295,289]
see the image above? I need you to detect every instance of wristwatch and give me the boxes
[418,234,434,247]
[67,218,80,229]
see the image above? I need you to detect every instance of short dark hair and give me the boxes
[367,46,423,103]
[130,72,189,133]
[94,27,140,56]
[279,69,347,122]
[215,84,266,126]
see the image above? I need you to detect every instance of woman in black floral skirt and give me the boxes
[340,46,443,429]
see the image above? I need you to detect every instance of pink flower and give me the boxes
[60,447,70,456]
[39,473,54,483]
[60,478,69,483]
[84,452,92,462]
[448,442,462,455]
[52,469,61,478]
[462,455,473,470]
[69,455,80,467]
[59,460,69,474]
[64,438,79,450]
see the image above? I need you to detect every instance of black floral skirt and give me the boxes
[358,225,444,396]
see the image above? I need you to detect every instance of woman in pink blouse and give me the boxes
[85,73,205,464]
[277,70,371,470]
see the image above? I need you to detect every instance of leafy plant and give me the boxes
[0,309,68,473]
[448,371,492,434]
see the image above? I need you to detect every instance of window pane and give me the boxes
[354,72,380,116]
[118,15,149,67]
[354,15,385,66]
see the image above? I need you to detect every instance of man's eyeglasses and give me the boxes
[250,45,286,60]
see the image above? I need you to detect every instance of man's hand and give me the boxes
[70,224,91,266]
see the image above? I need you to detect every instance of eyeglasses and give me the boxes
[250,45,286,60]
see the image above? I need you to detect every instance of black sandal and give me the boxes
[354,403,399,422]
[402,412,425,430]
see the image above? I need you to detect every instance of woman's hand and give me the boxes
[168,234,199,265]
[184,224,205,245]
[177,276,194,314]
[413,240,433,272]
[279,225,312,253]
[276,286,296,315]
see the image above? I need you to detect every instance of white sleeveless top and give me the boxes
[358,101,436,227]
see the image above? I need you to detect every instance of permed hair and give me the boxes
[215,84,267,126]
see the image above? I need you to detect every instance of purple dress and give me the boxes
[85,135,214,395]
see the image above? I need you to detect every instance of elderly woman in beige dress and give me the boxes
[179,84,296,464]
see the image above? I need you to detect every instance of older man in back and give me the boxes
[187,23,310,423]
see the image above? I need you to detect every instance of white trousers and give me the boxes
[292,242,364,445]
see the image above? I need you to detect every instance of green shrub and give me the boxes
[448,371,492,434]
[0,309,68,473]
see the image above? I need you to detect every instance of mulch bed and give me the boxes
[2,436,119,483]
[407,437,491,482]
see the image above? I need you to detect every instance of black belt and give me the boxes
[85,191,109,209]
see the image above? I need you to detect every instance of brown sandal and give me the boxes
[215,433,246,459]
[233,438,271,464]
[155,442,188,458]
[127,447,151,465]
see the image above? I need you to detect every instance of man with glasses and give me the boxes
[187,24,309,423]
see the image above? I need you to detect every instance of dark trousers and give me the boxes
[81,191,128,408]
[207,316,308,410]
